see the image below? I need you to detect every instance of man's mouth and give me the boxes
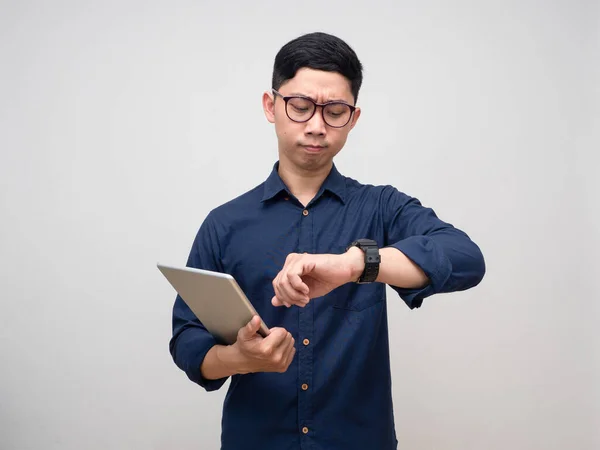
[302,144,326,152]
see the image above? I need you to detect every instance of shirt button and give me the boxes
[302,427,309,434]
[303,338,310,346]
[301,383,308,391]
[302,209,309,216]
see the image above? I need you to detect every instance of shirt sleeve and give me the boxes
[168,212,229,391]
[380,186,486,309]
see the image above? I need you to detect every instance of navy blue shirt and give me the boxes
[170,162,485,450]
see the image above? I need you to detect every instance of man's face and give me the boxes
[263,68,361,172]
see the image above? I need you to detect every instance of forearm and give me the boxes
[370,188,485,300]
[200,344,249,380]
[345,246,428,288]
[378,247,429,287]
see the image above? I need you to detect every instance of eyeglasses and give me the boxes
[272,89,356,128]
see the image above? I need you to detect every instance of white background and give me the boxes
[1,1,598,449]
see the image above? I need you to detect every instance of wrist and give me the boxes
[344,246,365,283]
[217,344,252,375]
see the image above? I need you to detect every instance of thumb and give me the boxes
[240,315,261,340]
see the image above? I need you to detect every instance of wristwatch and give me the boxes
[346,239,380,283]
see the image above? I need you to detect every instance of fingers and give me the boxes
[261,327,289,349]
[289,271,309,294]
[274,276,307,307]
[271,296,285,307]
[282,333,295,357]
[272,273,292,308]
[271,330,295,373]
[282,341,296,371]
[238,315,261,341]
[287,272,309,303]
[238,326,296,373]
[272,256,312,308]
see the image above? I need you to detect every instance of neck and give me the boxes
[277,159,332,206]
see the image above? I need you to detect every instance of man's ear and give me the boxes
[349,107,361,130]
[262,91,276,123]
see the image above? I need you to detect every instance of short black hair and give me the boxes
[272,32,363,103]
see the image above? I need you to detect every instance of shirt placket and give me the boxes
[297,206,314,449]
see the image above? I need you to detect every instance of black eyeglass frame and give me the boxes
[271,89,356,128]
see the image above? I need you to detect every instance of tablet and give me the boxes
[157,264,270,345]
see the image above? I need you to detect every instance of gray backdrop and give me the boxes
[1,0,598,449]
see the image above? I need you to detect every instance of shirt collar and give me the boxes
[261,161,347,204]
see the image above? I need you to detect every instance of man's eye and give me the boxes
[292,105,310,113]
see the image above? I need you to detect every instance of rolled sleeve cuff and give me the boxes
[387,236,452,309]
[171,328,229,391]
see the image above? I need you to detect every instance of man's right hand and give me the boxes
[201,316,296,380]
[231,315,296,374]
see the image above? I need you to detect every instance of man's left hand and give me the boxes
[271,248,365,307]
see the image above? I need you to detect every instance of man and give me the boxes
[170,31,485,450]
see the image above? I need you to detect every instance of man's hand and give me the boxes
[227,315,296,374]
[271,248,365,308]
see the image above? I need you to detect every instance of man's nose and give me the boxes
[305,108,327,135]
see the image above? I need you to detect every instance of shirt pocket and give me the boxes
[330,282,385,312]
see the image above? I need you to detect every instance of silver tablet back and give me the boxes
[158,264,269,345]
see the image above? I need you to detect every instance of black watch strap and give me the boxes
[346,239,380,283]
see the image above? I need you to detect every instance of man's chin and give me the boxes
[299,154,334,171]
